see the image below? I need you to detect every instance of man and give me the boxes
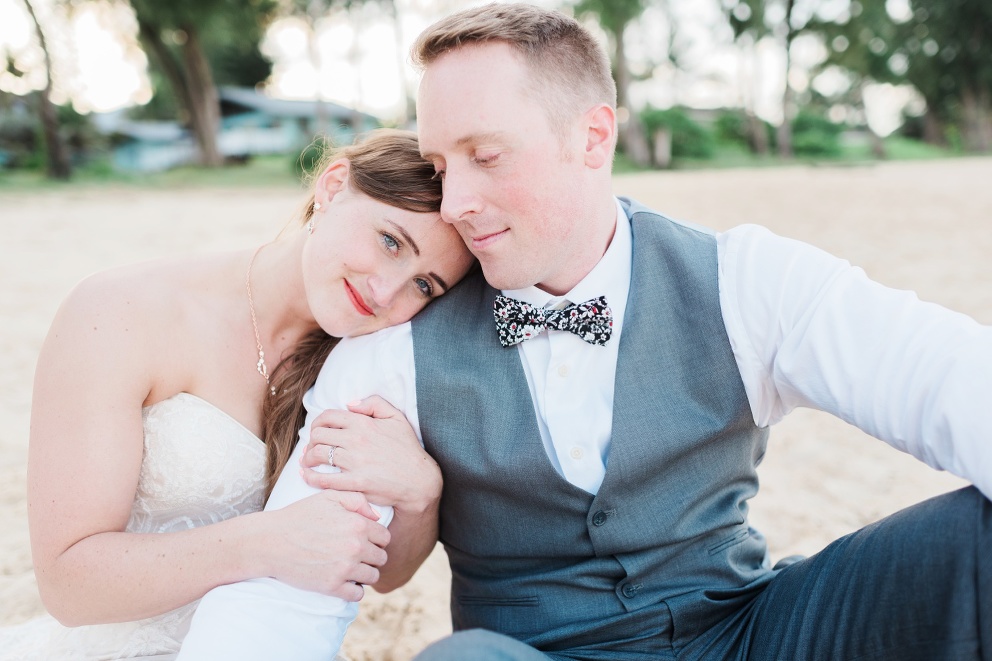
[181,4,991,659]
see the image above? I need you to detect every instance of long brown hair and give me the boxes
[261,129,443,498]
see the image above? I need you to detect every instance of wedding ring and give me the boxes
[327,445,337,467]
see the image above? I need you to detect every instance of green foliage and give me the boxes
[640,106,715,160]
[0,95,107,170]
[790,111,842,157]
[714,111,746,145]
[574,0,647,36]
[807,0,992,150]
[130,0,279,110]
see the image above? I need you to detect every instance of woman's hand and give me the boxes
[298,396,442,516]
[257,489,390,601]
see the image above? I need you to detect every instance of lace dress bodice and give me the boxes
[1,393,266,660]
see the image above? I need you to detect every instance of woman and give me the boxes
[0,129,475,659]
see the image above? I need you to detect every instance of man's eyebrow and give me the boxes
[421,132,509,161]
[385,219,420,256]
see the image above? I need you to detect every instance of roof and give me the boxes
[218,86,379,123]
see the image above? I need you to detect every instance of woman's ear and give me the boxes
[314,158,351,208]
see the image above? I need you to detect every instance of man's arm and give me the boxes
[720,224,992,499]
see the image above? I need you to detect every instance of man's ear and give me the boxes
[583,104,617,170]
[314,158,351,208]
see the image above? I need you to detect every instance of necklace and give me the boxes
[246,245,277,396]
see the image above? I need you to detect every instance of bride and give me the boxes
[1,129,474,659]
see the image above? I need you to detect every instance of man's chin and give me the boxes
[479,263,535,292]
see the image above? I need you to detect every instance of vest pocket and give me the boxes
[455,594,540,637]
[706,528,750,555]
[457,595,540,606]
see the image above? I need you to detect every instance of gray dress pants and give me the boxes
[414,487,991,661]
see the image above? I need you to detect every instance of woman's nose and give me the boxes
[367,274,405,309]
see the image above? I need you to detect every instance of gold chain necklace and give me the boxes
[246,245,277,396]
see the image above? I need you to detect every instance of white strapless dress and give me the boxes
[0,393,266,660]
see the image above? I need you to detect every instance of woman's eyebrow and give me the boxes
[431,272,451,293]
[385,219,420,256]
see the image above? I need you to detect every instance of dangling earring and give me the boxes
[308,201,321,234]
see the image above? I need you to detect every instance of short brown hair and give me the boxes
[412,3,616,133]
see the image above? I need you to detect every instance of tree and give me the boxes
[21,0,72,179]
[724,0,819,158]
[281,0,411,126]
[810,0,992,152]
[574,0,653,167]
[806,0,901,158]
[128,0,277,166]
[900,0,992,152]
[723,0,772,154]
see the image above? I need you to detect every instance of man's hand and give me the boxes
[299,396,442,516]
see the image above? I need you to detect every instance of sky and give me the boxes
[0,0,921,135]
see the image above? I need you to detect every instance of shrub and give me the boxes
[791,111,842,157]
[640,106,715,161]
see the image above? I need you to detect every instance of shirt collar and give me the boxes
[501,198,632,321]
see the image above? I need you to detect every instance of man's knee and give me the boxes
[413,629,550,661]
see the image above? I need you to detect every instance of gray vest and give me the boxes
[411,199,773,656]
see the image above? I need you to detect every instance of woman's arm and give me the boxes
[28,277,388,626]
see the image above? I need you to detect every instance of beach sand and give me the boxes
[1,158,989,659]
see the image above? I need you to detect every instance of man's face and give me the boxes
[417,42,589,294]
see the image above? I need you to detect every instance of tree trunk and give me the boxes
[180,23,223,166]
[748,111,769,154]
[23,0,71,180]
[855,79,886,159]
[922,107,944,146]
[384,0,413,126]
[776,0,796,159]
[614,23,651,167]
[960,84,991,153]
[739,36,768,155]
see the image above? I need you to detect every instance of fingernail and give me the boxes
[347,399,362,407]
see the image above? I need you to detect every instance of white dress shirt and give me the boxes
[177,200,992,659]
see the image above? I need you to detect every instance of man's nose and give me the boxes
[440,168,483,224]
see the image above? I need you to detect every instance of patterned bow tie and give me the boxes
[494,295,613,347]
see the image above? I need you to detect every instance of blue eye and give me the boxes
[415,277,434,298]
[382,233,400,252]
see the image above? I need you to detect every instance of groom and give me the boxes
[183,4,992,659]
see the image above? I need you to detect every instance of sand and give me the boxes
[1,157,990,659]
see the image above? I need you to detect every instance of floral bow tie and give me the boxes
[493,295,613,347]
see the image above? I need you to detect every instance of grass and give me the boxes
[0,137,973,192]
[0,153,304,193]
[618,135,964,173]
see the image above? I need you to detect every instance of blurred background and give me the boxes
[0,0,989,184]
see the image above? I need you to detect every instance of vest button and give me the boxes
[592,510,608,526]
[621,582,641,599]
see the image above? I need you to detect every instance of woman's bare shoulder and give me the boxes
[40,254,243,391]
[57,253,237,325]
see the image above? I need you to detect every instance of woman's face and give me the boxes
[302,161,475,338]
